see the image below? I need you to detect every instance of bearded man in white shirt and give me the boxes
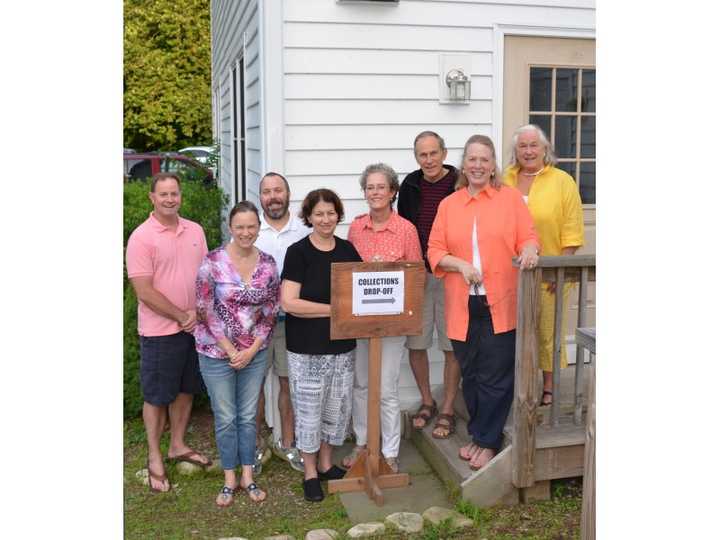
[253,172,310,472]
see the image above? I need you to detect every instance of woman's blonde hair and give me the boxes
[455,134,502,190]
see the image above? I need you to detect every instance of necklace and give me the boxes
[520,169,543,177]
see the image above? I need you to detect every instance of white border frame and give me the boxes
[492,24,595,165]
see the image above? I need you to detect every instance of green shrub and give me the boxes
[124,0,212,151]
[123,179,228,418]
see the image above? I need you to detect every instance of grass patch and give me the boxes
[125,406,582,539]
[455,479,583,539]
[124,405,352,540]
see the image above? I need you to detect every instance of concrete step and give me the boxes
[409,415,473,490]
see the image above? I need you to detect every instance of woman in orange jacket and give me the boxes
[427,134,539,471]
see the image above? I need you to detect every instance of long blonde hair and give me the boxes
[455,134,502,191]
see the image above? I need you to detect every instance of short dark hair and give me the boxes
[413,130,447,154]
[299,188,344,227]
[228,200,261,225]
[260,171,290,193]
[150,172,181,192]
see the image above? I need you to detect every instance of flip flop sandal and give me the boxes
[241,482,266,503]
[216,485,235,507]
[540,390,553,406]
[167,449,213,468]
[147,459,171,493]
[411,400,438,430]
[432,413,456,439]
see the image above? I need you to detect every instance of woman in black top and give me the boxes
[280,188,362,502]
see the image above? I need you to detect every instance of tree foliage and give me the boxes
[124,0,212,151]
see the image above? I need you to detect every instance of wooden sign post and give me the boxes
[327,261,425,506]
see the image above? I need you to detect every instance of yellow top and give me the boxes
[503,165,584,255]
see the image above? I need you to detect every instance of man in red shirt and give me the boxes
[397,131,460,439]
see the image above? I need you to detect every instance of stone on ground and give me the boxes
[135,469,149,486]
[176,461,203,475]
[218,537,249,540]
[305,529,339,540]
[385,512,423,533]
[263,535,295,540]
[422,507,473,529]
[346,522,385,538]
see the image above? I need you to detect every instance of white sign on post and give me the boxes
[352,271,404,316]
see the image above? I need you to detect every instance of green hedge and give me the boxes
[123,179,228,418]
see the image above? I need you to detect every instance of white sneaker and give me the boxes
[273,440,304,473]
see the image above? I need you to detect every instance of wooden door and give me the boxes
[503,35,596,335]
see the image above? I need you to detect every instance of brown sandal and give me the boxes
[411,400,438,430]
[431,413,456,439]
[147,459,171,493]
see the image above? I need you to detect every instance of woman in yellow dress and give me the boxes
[503,124,584,406]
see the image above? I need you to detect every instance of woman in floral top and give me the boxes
[194,201,279,507]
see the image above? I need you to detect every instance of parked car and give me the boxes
[178,146,214,165]
[123,152,214,184]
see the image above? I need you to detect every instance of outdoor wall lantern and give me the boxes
[445,68,471,103]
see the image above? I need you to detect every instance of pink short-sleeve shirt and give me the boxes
[126,213,208,336]
[347,211,422,263]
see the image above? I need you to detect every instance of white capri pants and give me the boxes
[351,336,405,459]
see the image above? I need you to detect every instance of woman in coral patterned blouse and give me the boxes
[194,201,279,507]
[342,163,422,474]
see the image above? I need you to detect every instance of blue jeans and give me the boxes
[199,349,268,470]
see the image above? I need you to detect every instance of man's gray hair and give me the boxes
[413,130,447,154]
[509,124,557,167]
[359,163,400,205]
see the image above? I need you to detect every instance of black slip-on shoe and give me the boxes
[303,477,324,502]
[317,464,346,481]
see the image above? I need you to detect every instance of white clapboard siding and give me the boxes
[285,49,493,76]
[286,124,491,151]
[286,100,492,125]
[285,22,493,52]
[285,148,464,177]
[285,74,492,100]
[212,0,262,215]
[285,0,594,30]
[212,0,596,424]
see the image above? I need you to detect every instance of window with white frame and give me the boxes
[528,66,596,204]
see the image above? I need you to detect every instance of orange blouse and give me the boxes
[427,185,539,339]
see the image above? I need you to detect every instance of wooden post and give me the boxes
[327,262,421,505]
[512,266,541,488]
[366,337,382,498]
[574,267,589,425]
[551,267,565,426]
[581,358,596,540]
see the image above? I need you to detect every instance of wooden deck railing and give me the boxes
[511,255,596,488]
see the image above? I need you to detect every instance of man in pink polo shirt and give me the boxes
[126,172,210,493]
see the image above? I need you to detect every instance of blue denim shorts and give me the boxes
[140,332,203,406]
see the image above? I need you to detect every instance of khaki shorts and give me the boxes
[405,272,453,352]
[266,319,289,377]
